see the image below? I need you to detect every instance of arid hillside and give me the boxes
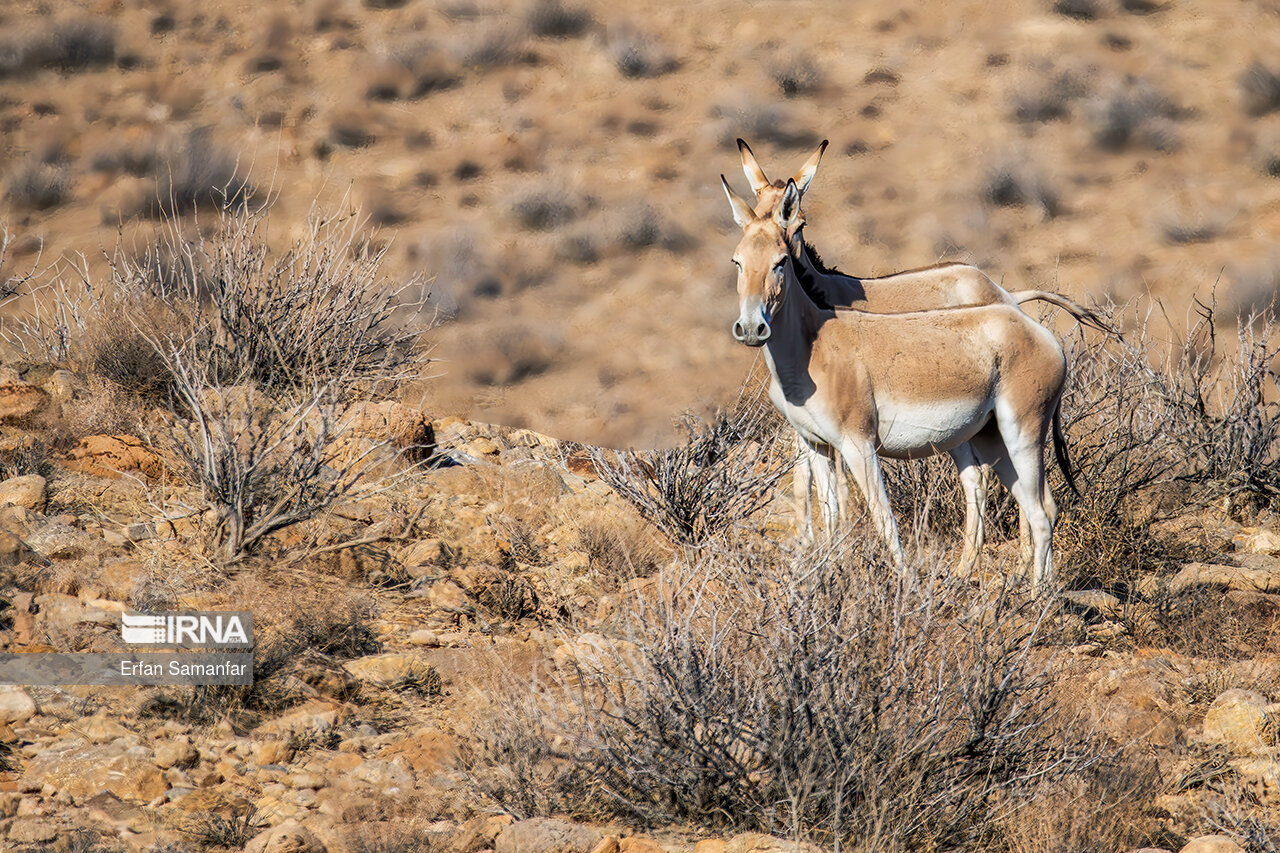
[2,0,1280,445]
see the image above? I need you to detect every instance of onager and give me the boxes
[734,138,1098,551]
[723,177,1071,589]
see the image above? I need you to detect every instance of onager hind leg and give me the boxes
[974,413,1055,590]
[948,443,988,576]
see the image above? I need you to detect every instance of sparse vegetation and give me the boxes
[771,58,822,98]
[1239,61,1280,117]
[605,25,678,78]
[527,0,593,38]
[1053,0,1099,20]
[982,159,1063,218]
[1090,79,1183,152]
[0,18,117,78]
[5,158,71,211]
[1011,70,1086,123]
[588,394,791,546]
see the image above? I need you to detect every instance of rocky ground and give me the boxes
[0,365,1275,852]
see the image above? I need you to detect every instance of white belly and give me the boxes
[874,398,992,459]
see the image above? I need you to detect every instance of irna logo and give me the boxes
[121,612,253,648]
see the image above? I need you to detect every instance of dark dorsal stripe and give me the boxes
[802,239,841,277]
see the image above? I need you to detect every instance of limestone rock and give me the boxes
[1180,837,1245,853]
[348,757,415,794]
[0,529,35,568]
[0,686,35,724]
[245,818,326,853]
[0,369,48,421]
[344,653,441,696]
[153,736,199,769]
[495,818,603,853]
[1238,528,1280,555]
[1203,689,1274,753]
[19,738,166,802]
[1172,562,1280,594]
[8,817,59,843]
[591,838,620,853]
[378,727,456,776]
[26,521,105,559]
[64,434,174,480]
[620,838,664,853]
[0,474,45,512]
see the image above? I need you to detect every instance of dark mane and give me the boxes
[792,248,835,310]
[803,239,842,277]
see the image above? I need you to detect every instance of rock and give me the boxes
[1061,589,1124,618]
[726,833,823,853]
[344,653,441,693]
[0,686,36,724]
[44,369,78,404]
[79,712,132,743]
[0,369,48,421]
[252,701,343,739]
[64,434,174,480]
[34,592,84,632]
[153,736,199,769]
[378,727,456,776]
[0,529,35,567]
[26,521,105,559]
[98,560,149,600]
[255,739,295,766]
[694,842,728,853]
[591,838,620,853]
[1230,755,1280,803]
[8,817,59,843]
[620,838,664,853]
[1172,562,1280,594]
[348,757,415,794]
[245,818,326,853]
[19,739,166,802]
[1180,837,1245,853]
[0,474,45,512]
[495,818,603,853]
[553,633,643,689]
[1237,528,1280,555]
[1203,689,1274,753]
[427,579,474,616]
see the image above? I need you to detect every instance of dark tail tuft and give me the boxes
[1052,402,1079,497]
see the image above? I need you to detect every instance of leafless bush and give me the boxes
[113,199,430,396]
[511,188,580,231]
[1052,0,1099,20]
[772,58,822,98]
[1089,79,1183,152]
[365,39,460,101]
[502,541,1104,850]
[1011,70,1086,123]
[713,98,820,149]
[605,25,678,79]
[467,326,562,386]
[5,158,71,211]
[527,0,593,38]
[0,18,116,78]
[982,159,1063,218]
[1161,210,1228,245]
[128,129,254,219]
[587,394,792,546]
[1239,61,1280,118]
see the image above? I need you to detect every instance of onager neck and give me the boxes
[763,266,832,405]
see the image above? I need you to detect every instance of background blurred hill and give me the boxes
[2,0,1279,446]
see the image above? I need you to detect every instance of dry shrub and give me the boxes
[772,58,822,98]
[981,157,1063,218]
[527,0,593,38]
[470,540,1107,850]
[604,25,678,79]
[571,506,666,586]
[587,393,792,546]
[1010,70,1087,124]
[1053,0,1099,20]
[467,326,562,386]
[1144,586,1280,659]
[0,18,117,78]
[1089,78,1183,152]
[5,157,71,211]
[135,128,254,219]
[713,98,821,149]
[1239,61,1280,118]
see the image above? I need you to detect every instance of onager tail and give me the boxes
[1011,290,1117,336]
[1051,402,1079,497]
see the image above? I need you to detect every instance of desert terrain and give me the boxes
[0,0,1278,852]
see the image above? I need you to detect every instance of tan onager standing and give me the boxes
[734,139,1099,558]
[723,177,1071,588]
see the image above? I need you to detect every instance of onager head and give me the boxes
[722,175,805,347]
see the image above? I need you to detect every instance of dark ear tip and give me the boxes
[819,139,830,150]
[736,138,749,151]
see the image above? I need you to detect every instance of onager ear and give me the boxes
[774,179,802,231]
[737,138,771,197]
[721,174,756,229]
[791,139,828,195]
